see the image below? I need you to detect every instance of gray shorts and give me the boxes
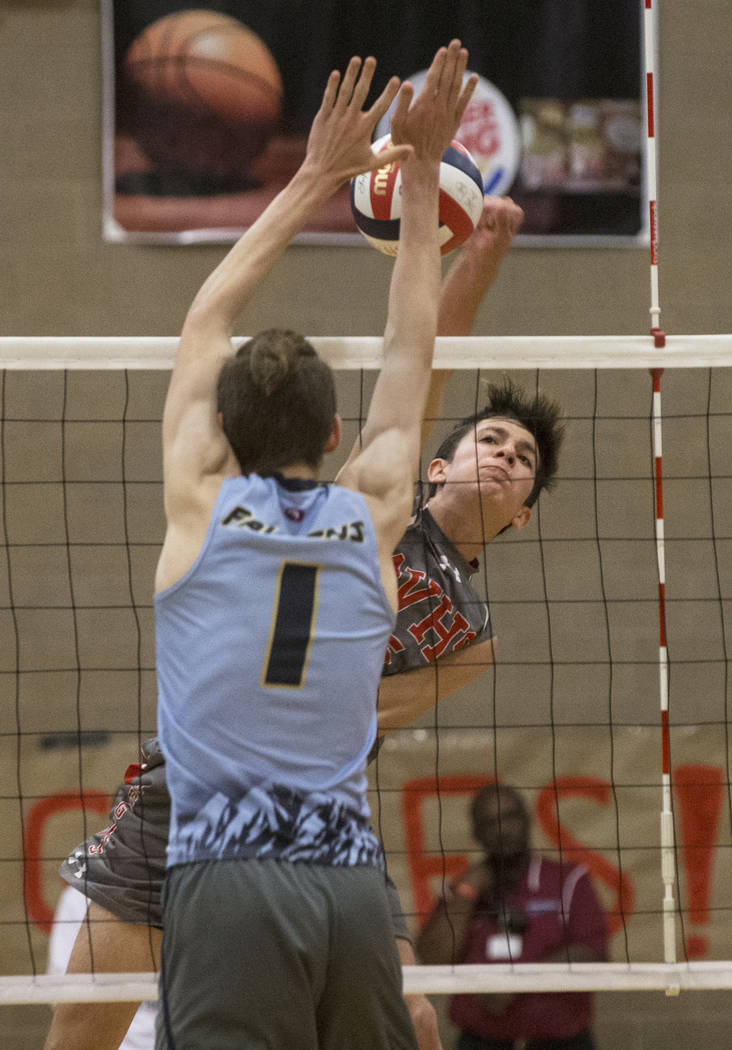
[157,858,418,1050]
[59,739,170,928]
[60,740,412,940]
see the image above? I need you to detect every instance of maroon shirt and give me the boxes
[448,856,608,1041]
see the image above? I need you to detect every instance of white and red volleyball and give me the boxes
[350,135,484,256]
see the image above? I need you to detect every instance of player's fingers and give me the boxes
[436,39,462,97]
[507,201,525,232]
[446,48,469,108]
[335,56,363,109]
[319,69,342,114]
[454,72,479,125]
[367,144,413,171]
[387,82,415,144]
[493,196,524,231]
[477,197,499,229]
[367,74,402,128]
[350,55,377,110]
[423,44,448,97]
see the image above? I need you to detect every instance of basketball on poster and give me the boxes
[121,10,283,177]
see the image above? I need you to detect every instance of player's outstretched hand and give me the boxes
[303,56,413,188]
[464,195,525,262]
[389,40,478,162]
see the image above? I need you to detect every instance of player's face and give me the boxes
[433,419,538,527]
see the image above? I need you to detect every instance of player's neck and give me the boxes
[272,463,319,482]
[426,498,503,560]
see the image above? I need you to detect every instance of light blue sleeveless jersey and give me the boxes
[155,474,395,869]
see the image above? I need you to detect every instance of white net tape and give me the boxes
[0,334,731,370]
[6,962,732,1005]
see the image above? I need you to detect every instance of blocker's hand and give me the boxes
[303,56,413,187]
[465,195,525,260]
[390,40,478,162]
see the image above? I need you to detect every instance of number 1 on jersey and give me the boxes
[261,562,320,688]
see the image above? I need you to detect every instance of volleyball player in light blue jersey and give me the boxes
[156,473,392,869]
[153,44,477,1050]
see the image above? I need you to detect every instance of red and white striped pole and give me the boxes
[644,0,677,974]
[650,365,675,969]
[645,0,662,337]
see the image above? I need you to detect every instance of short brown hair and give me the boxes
[217,329,336,475]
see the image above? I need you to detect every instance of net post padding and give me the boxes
[0,335,731,370]
[5,963,732,1004]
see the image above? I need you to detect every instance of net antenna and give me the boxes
[643,0,678,980]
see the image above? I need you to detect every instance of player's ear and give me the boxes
[427,457,447,485]
[510,505,532,531]
[216,411,225,432]
[324,413,342,454]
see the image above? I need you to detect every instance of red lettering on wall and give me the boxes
[402,774,494,926]
[673,764,724,959]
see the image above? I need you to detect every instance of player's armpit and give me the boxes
[377,634,497,732]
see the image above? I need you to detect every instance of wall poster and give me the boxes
[102,1,646,245]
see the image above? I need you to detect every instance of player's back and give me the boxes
[155,473,395,866]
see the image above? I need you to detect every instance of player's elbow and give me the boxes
[182,301,220,342]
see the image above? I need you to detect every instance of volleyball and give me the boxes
[122,11,283,176]
[350,135,484,256]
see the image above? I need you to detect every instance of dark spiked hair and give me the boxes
[216,329,336,475]
[427,378,565,506]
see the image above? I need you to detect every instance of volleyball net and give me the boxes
[0,334,730,1005]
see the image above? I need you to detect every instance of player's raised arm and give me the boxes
[438,195,524,336]
[338,42,477,543]
[162,56,411,501]
[422,196,525,446]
